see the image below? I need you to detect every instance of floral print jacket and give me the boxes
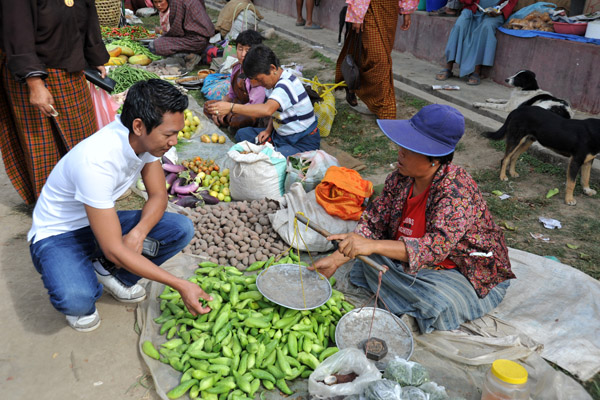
[355,164,515,298]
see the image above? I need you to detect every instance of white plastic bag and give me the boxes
[308,348,382,399]
[227,7,259,40]
[225,141,286,201]
[284,150,339,193]
[269,182,358,252]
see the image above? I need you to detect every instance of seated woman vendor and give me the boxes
[207,44,320,157]
[204,30,266,131]
[150,0,215,57]
[312,105,515,333]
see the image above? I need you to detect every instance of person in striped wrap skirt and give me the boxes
[0,0,109,205]
[335,0,418,119]
[312,105,515,333]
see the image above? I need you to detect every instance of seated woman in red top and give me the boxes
[312,104,515,333]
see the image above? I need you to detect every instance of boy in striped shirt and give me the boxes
[208,44,320,157]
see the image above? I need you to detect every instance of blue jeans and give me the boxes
[29,211,194,316]
[235,120,320,157]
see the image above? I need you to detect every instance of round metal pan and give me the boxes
[335,307,414,370]
[256,263,331,310]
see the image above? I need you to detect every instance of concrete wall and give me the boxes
[253,0,600,114]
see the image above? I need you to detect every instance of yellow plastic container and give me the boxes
[481,359,530,400]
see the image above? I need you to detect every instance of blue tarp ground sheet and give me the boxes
[498,26,600,45]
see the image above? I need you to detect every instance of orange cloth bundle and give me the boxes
[315,166,374,220]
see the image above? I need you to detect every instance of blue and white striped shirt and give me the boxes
[267,69,316,136]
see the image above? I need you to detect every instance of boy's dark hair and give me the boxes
[242,44,280,79]
[235,30,264,47]
[427,152,454,165]
[120,79,188,134]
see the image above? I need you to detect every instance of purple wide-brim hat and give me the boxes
[377,104,465,157]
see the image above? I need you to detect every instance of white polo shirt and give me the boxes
[28,116,157,244]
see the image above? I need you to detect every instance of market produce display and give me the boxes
[101,25,156,40]
[200,133,227,144]
[181,199,289,269]
[108,64,161,93]
[178,109,203,140]
[142,259,353,399]
[108,38,162,61]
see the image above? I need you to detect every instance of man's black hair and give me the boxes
[235,30,264,47]
[427,152,454,165]
[242,44,280,79]
[120,79,188,134]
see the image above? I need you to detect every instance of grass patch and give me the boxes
[487,140,564,176]
[402,95,429,110]
[310,51,335,67]
[326,103,397,173]
[140,15,159,31]
[264,37,303,60]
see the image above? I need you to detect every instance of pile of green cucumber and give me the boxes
[142,254,355,399]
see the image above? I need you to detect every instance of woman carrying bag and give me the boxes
[335,0,418,119]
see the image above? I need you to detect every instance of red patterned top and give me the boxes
[355,164,515,298]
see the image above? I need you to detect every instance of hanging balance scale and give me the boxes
[290,213,414,369]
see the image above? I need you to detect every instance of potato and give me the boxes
[242,256,249,265]
[255,225,263,235]
[259,217,270,226]
[250,239,259,248]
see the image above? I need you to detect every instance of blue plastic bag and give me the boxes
[507,2,556,22]
[200,73,231,100]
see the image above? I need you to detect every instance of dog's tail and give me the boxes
[482,114,511,140]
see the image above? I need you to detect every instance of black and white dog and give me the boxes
[483,106,600,205]
[338,6,351,46]
[473,70,573,119]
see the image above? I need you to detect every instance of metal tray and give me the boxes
[335,307,414,370]
[176,77,205,89]
[256,263,331,310]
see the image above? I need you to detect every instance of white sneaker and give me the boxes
[96,271,147,303]
[66,309,101,332]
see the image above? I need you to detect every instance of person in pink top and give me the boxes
[203,30,266,132]
[335,0,418,119]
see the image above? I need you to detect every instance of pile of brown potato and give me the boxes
[182,199,289,270]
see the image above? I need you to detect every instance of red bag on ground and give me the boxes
[89,83,119,129]
[315,166,373,221]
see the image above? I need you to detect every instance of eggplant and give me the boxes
[163,163,186,173]
[178,169,192,184]
[165,173,178,191]
[162,155,175,165]
[174,194,202,208]
[174,182,199,195]
[194,190,219,205]
[170,177,185,195]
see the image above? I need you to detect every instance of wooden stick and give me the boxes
[295,213,388,273]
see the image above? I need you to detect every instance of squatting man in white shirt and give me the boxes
[28,79,212,332]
